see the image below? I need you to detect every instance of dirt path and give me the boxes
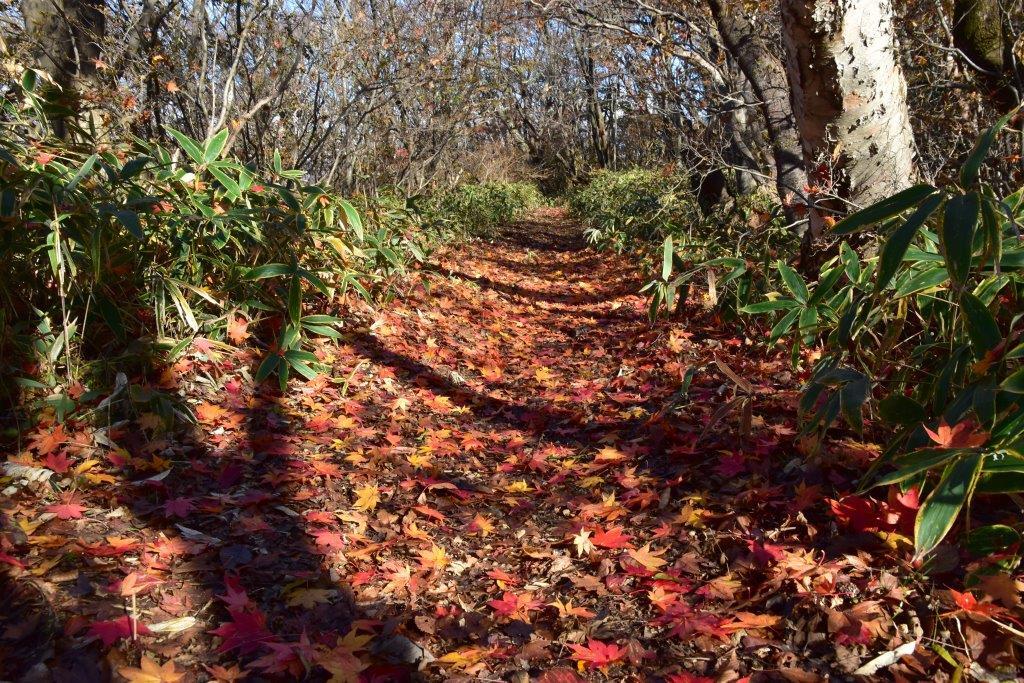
[5,209,939,681]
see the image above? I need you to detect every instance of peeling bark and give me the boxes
[780,0,918,216]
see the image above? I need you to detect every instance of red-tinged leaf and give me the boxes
[163,497,194,518]
[949,589,1006,617]
[924,418,988,448]
[666,674,715,683]
[217,575,252,610]
[209,608,274,654]
[412,505,446,522]
[227,316,250,345]
[115,571,164,597]
[591,525,633,549]
[568,639,626,671]
[88,616,152,646]
[0,552,26,568]
[311,529,345,551]
[746,540,785,566]
[538,669,586,683]
[487,591,543,620]
[44,450,72,474]
[29,424,66,455]
[46,494,87,520]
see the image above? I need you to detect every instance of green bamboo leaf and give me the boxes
[960,292,1001,353]
[941,193,979,285]
[876,194,943,293]
[961,107,1018,187]
[64,153,97,194]
[873,448,961,487]
[339,199,364,241]
[244,263,293,280]
[740,299,799,314]
[769,307,800,343]
[208,164,240,199]
[288,274,302,324]
[113,209,144,240]
[1002,367,1024,394]
[895,267,949,298]
[255,353,280,382]
[914,452,984,557]
[878,394,926,425]
[165,126,206,165]
[661,235,673,281]
[204,129,229,163]
[831,184,938,235]
[777,262,808,304]
[807,266,845,306]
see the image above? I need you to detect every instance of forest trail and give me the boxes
[5,209,930,681]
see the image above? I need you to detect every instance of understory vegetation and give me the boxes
[0,74,540,430]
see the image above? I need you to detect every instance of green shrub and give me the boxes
[743,113,1024,566]
[0,71,424,414]
[566,168,701,251]
[435,181,542,236]
[642,187,800,321]
[568,170,799,320]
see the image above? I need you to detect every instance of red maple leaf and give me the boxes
[666,675,715,683]
[949,589,1006,617]
[591,525,633,549]
[310,529,345,551]
[163,497,194,518]
[88,616,151,646]
[217,575,252,610]
[47,493,87,520]
[29,424,66,455]
[44,450,72,474]
[209,608,274,654]
[747,540,786,567]
[568,639,626,671]
[487,591,543,620]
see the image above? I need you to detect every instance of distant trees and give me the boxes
[8,0,1022,203]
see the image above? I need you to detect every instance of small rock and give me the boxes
[373,634,435,667]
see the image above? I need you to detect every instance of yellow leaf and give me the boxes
[534,367,554,382]
[286,588,336,608]
[417,544,449,571]
[628,543,668,570]
[118,655,184,683]
[470,514,494,536]
[353,484,380,511]
[505,480,531,493]
[74,458,100,475]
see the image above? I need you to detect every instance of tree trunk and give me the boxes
[953,0,1021,111]
[779,0,918,224]
[707,0,809,224]
[22,0,105,136]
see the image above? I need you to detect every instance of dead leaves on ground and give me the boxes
[2,215,1022,681]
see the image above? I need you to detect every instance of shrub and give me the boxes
[435,181,543,236]
[568,170,799,320]
[743,113,1024,566]
[566,168,701,251]
[0,71,424,416]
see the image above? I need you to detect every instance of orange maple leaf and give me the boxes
[924,418,988,449]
